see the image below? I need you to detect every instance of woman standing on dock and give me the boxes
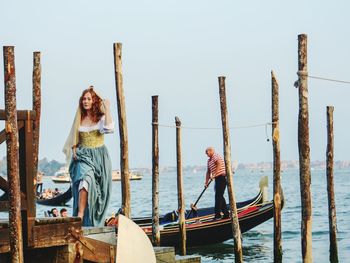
[63,86,114,226]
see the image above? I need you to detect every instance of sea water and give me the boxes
[1,168,349,262]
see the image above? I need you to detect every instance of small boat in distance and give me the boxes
[36,186,72,206]
[112,170,143,181]
[51,167,143,183]
[51,167,70,183]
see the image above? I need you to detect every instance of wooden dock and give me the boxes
[155,247,201,263]
[1,222,200,262]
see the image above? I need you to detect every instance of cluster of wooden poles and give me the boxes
[2,33,340,263]
[1,47,41,262]
[114,34,339,263]
[113,43,245,259]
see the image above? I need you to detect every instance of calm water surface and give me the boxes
[1,169,349,262]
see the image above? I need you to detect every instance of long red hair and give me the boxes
[79,86,104,123]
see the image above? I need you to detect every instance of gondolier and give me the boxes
[205,147,230,220]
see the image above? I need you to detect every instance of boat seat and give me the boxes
[35,216,81,226]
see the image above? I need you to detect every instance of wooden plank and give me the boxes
[55,243,83,263]
[0,176,9,192]
[0,122,24,145]
[0,110,36,121]
[23,120,36,246]
[0,200,27,212]
[0,228,10,253]
[82,237,116,263]
[24,121,35,217]
[0,129,6,146]
[32,221,81,248]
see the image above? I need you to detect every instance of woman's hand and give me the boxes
[102,99,112,125]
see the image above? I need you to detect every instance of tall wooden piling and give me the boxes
[271,70,282,262]
[32,51,41,205]
[113,43,131,218]
[297,34,313,263]
[152,95,160,246]
[175,116,186,255]
[218,76,243,263]
[3,46,24,263]
[326,106,338,263]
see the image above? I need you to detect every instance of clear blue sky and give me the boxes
[0,0,349,169]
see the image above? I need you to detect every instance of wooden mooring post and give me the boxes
[326,106,338,263]
[271,70,282,262]
[297,33,313,263]
[152,95,160,246]
[175,116,186,255]
[113,42,131,218]
[218,76,243,263]
[3,46,24,262]
[32,51,41,202]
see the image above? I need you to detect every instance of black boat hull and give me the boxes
[106,176,279,247]
[148,202,273,247]
[36,186,72,206]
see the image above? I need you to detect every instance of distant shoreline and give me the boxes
[1,158,350,177]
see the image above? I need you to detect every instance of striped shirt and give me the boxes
[207,152,226,177]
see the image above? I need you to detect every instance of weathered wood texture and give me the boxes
[0,198,27,212]
[271,70,282,263]
[11,219,83,262]
[82,237,116,263]
[31,219,81,248]
[326,106,338,263]
[0,220,10,253]
[32,52,41,209]
[0,110,36,121]
[175,116,186,256]
[113,43,131,218]
[218,76,242,263]
[151,95,160,246]
[0,122,25,147]
[18,117,35,246]
[297,34,313,263]
[3,46,24,263]
[0,243,84,263]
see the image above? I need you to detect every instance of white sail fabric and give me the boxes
[116,215,156,263]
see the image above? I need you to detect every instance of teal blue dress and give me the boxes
[69,118,113,226]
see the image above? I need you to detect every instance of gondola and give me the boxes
[107,176,281,247]
[142,198,277,247]
[36,186,72,206]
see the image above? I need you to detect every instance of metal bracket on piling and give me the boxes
[68,226,98,261]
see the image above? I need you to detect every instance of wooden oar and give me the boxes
[186,178,213,219]
[186,160,238,219]
[185,160,238,220]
